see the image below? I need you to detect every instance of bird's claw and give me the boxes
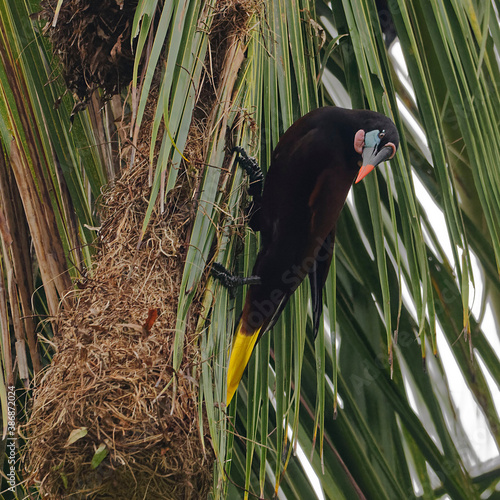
[232,146,264,197]
[211,262,261,291]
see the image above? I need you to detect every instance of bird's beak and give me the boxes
[355,144,396,183]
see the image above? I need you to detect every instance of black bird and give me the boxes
[223,106,399,403]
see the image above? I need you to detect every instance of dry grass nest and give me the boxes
[23,164,214,499]
[23,1,267,497]
[37,0,138,105]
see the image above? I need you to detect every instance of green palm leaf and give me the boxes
[1,0,499,498]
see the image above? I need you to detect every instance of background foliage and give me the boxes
[0,0,499,498]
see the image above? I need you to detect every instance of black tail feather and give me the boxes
[308,232,335,338]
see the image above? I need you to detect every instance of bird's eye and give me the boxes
[379,131,386,139]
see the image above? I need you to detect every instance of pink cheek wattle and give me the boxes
[386,142,397,159]
[354,129,365,154]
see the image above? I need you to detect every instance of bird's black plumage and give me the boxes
[225,106,399,402]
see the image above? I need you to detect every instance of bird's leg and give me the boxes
[232,147,264,231]
[211,262,261,292]
[212,151,264,296]
[232,146,264,199]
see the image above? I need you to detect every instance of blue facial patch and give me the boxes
[364,129,383,149]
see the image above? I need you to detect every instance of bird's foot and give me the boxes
[232,146,263,197]
[211,262,261,290]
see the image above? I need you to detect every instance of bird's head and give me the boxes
[353,117,399,183]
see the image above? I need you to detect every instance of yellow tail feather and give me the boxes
[226,321,262,404]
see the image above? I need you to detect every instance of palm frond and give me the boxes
[1,0,499,498]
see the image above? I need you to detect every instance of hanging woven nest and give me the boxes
[37,0,137,104]
[23,0,264,497]
[23,157,213,498]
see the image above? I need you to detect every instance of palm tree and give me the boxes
[1,0,499,498]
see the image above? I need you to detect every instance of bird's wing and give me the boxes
[305,168,344,338]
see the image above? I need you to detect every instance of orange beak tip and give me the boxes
[355,164,375,183]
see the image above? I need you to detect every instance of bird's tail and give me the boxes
[226,320,263,404]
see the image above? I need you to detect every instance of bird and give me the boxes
[221,106,399,404]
